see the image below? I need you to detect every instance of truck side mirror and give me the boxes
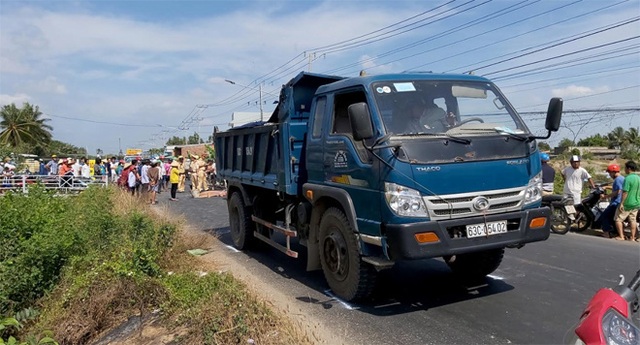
[545,97,563,132]
[348,102,374,140]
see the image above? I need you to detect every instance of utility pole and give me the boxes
[259,83,264,121]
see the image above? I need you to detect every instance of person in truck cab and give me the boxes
[422,100,447,132]
[390,102,427,134]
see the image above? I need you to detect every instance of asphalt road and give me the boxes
[159,189,640,344]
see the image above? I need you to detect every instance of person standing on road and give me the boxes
[170,160,180,201]
[126,161,139,196]
[147,160,160,205]
[561,155,595,205]
[140,159,150,200]
[177,156,186,193]
[614,161,640,242]
[38,159,47,176]
[45,154,58,176]
[541,153,555,195]
[601,164,624,238]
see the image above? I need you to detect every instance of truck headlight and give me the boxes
[524,172,542,205]
[385,182,428,217]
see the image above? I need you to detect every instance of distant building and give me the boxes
[173,143,214,159]
[564,146,621,160]
[229,112,262,128]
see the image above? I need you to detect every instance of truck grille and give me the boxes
[423,187,525,220]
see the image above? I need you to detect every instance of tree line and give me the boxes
[3,102,638,161]
[545,127,640,160]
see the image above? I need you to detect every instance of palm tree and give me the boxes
[607,127,626,149]
[0,103,53,148]
[625,127,639,146]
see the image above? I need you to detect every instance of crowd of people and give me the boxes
[541,154,639,242]
[117,154,217,204]
[1,153,217,202]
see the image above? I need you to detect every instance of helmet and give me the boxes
[570,155,580,162]
[606,164,620,173]
[540,153,550,161]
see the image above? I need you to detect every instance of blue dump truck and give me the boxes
[214,71,562,301]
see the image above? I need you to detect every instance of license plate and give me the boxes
[466,220,508,238]
[565,205,576,214]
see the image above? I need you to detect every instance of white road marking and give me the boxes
[324,290,358,310]
[225,245,240,252]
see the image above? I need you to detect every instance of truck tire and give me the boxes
[319,207,377,301]
[445,248,504,280]
[228,192,254,250]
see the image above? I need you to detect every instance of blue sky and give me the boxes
[1,0,638,155]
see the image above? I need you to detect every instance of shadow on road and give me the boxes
[208,225,513,315]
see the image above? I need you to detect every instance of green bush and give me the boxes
[0,185,175,316]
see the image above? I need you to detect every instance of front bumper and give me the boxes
[384,207,550,260]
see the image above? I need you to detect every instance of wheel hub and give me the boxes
[323,230,348,281]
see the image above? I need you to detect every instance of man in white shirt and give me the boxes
[79,159,91,178]
[561,155,596,205]
[72,158,81,177]
[140,159,150,198]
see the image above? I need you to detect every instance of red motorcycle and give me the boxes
[573,270,640,345]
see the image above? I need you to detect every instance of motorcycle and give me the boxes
[542,184,609,235]
[572,269,640,345]
[572,184,608,232]
[542,194,574,235]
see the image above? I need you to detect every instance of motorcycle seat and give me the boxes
[542,195,563,202]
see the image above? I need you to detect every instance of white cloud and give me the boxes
[0,93,31,106]
[551,85,610,98]
[31,76,68,95]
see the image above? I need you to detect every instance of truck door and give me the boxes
[323,89,382,236]
[306,96,327,184]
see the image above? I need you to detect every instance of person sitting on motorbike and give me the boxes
[600,164,624,238]
[540,153,555,196]
[561,155,596,205]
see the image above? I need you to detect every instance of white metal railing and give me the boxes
[0,174,109,194]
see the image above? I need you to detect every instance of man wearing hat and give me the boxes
[45,154,58,176]
[561,155,596,205]
[177,156,186,193]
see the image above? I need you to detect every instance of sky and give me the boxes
[1,0,639,155]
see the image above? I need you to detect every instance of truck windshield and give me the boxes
[371,80,528,138]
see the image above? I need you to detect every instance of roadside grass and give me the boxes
[1,186,310,344]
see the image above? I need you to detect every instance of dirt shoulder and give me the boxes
[92,200,344,345]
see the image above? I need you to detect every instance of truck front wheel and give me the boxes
[319,207,377,301]
[228,192,254,250]
[445,248,504,280]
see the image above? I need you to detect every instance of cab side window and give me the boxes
[312,96,327,138]
[332,90,367,135]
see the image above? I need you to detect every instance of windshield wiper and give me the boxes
[459,127,529,141]
[392,132,471,144]
[494,127,529,141]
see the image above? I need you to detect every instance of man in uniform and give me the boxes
[196,155,208,192]
[177,156,186,192]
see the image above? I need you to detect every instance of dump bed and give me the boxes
[215,72,343,197]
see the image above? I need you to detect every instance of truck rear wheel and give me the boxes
[319,207,377,301]
[445,248,504,280]
[228,192,254,250]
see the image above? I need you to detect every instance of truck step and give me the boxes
[251,215,297,237]
[254,231,299,258]
[362,256,395,270]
